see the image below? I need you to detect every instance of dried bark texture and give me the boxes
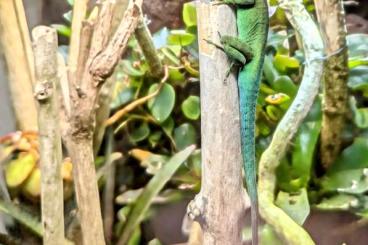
[64,1,143,244]
[315,0,349,169]
[32,26,64,245]
[258,0,324,244]
[187,3,249,245]
[68,0,89,77]
[0,0,38,131]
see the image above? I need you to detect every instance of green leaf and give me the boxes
[161,117,175,136]
[129,122,150,143]
[347,33,368,58]
[354,107,368,128]
[181,96,200,120]
[167,30,195,46]
[183,3,197,28]
[329,137,368,172]
[273,55,300,73]
[316,194,359,211]
[169,67,185,83]
[321,169,368,194]
[275,189,310,225]
[348,66,368,95]
[148,131,163,148]
[260,225,284,245]
[119,145,196,244]
[0,200,42,236]
[174,123,197,150]
[147,83,176,123]
[277,121,321,192]
[52,24,71,38]
[270,75,297,97]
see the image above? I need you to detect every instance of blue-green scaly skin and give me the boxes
[219,0,268,244]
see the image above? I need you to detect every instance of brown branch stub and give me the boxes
[32,25,65,245]
[89,1,142,82]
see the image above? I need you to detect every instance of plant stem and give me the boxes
[258,0,324,244]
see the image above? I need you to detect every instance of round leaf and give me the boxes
[174,123,197,150]
[183,3,197,27]
[147,83,176,123]
[181,95,200,120]
[167,30,195,46]
[129,122,150,143]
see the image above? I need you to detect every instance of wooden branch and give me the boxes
[32,26,64,245]
[89,0,142,82]
[68,0,89,77]
[186,3,250,245]
[135,14,163,77]
[93,0,130,155]
[0,0,37,130]
[65,1,143,244]
[258,0,324,244]
[314,0,349,169]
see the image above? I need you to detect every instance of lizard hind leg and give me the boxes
[221,35,254,62]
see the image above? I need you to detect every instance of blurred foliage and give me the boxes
[2,0,368,244]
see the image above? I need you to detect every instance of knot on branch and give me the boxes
[187,195,206,222]
[34,81,53,102]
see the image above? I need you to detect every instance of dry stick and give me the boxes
[0,0,37,130]
[258,0,324,244]
[314,0,349,169]
[32,26,64,245]
[105,66,169,126]
[66,1,142,244]
[93,0,130,154]
[135,14,164,78]
[68,0,89,79]
[186,3,250,245]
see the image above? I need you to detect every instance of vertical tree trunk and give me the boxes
[187,2,249,245]
[314,0,349,169]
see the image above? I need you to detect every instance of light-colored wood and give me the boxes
[0,0,37,130]
[187,2,250,245]
[32,26,64,245]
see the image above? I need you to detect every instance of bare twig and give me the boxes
[258,0,324,244]
[135,14,163,77]
[0,0,37,130]
[105,65,169,126]
[32,26,64,245]
[68,0,89,77]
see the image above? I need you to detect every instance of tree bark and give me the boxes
[314,0,349,169]
[187,2,250,245]
[32,26,64,245]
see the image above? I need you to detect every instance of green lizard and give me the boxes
[211,0,269,244]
